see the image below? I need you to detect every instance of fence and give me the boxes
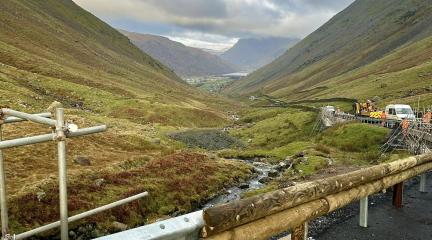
[0,104,148,240]
[98,154,431,240]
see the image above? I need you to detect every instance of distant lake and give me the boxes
[222,72,249,77]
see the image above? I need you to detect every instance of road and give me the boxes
[316,173,432,240]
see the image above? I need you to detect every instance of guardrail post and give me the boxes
[56,108,69,240]
[0,124,9,239]
[419,174,427,193]
[392,182,404,208]
[359,197,368,228]
[291,222,308,240]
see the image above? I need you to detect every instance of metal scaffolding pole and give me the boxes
[0,124,9,239]
[56,108,68,240]
[1,109,56,126]
[0,125,107,150]
[3,113,51,124]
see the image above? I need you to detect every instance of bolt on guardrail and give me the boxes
[0,104,148,240]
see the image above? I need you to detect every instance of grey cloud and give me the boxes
[147,0,228,18]
[74,0,355,38]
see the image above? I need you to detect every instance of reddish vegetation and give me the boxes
[8,152,251,234]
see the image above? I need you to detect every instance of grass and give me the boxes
[230,108,316,149]
[317,123,389,152]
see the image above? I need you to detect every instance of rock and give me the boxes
[73,156,92,166]
[112,221,128,232]
[93,178,105,187]
[252,161,266,167]
[300,157,309,165]
[275,161,291,172]
[69,231,77,238]
[259,177,271,184]
[253,168,263,175]
[36,190,46,202]
[239,183,249,189]
[78,226,87,234]
[295,152,305,158]
[268,170,279,178]
[90,229,103,238]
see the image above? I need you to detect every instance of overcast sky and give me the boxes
[73,0,354,51]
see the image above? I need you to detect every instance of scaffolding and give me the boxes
[0,104,148,240]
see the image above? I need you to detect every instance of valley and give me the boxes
[184,72,248,94]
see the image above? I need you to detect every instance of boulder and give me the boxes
[93,178,105,188]
[36,191,46,202]
[268,170,279,178]
[112,221,128,232]
[73,156,91,166]
[275,161,291,172]
[258,177,271,184]
[295,151,305,158]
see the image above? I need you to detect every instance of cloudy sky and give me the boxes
[73,0,354,51]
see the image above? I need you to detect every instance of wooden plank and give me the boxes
[392,182,404,208]
[204,200,328,240]
[291,222,308,240]
[202,156,432,236]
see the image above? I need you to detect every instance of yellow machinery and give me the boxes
[354,100,383,119]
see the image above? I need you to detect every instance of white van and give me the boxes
[385,104,415,121]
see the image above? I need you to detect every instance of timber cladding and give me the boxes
[201,154,432,239]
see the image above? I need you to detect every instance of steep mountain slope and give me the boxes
[225,0,432,105]
[0,0,246,236]
[120,30,237,77]
[0,0,234,125]
[221,37,299,71]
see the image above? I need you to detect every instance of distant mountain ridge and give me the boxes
[225,0,432,105]
[221,37,299,71]
[120,30,237,77]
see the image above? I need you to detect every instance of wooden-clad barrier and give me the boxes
[202,155,432,239]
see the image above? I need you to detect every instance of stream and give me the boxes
[203,159,275,208]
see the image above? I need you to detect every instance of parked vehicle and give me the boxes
[385,104,415,121]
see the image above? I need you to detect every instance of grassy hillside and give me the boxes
[0,0,247,237]
[225,0,432,106]
[120,30,237,77]
[0,0,236,126]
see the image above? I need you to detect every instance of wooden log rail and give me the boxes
[201,154,432,239]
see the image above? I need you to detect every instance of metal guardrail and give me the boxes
[95,211,204,240]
